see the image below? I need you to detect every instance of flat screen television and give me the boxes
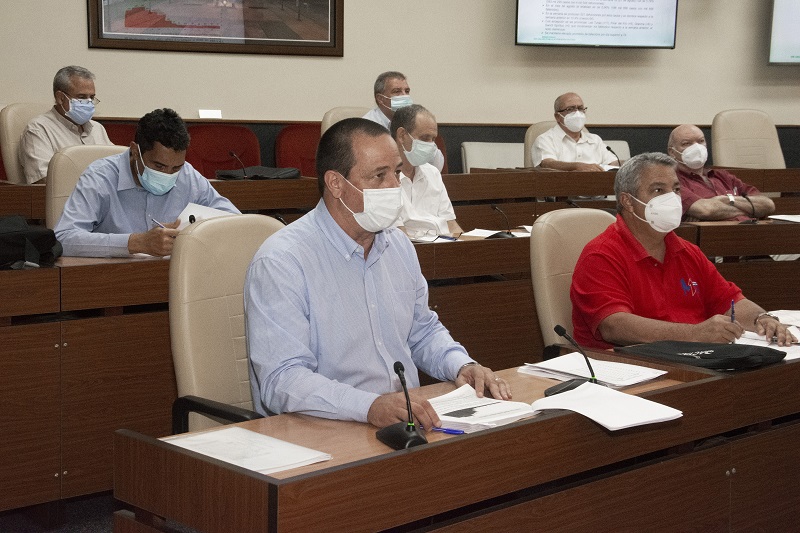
[769,0,800,64]
[516,0,678,49]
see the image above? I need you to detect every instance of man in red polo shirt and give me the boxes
[668,124,775,222]
[570,152,795,350]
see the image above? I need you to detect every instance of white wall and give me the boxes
[1,0,798,125]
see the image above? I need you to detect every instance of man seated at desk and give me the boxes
[18,65,113,184]
[244,118,510,429]
[390,104,462,238]
[571,152,796,350]
[668,124,775,222]
[54,108,239,257]
[532,92,619,171]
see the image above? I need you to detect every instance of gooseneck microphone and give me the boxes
[544,325,600,397]
[486,204,516,239]
[739,192,758,224]
[229,151,248,179]
[375,362,428,450]
[606,145,621,166]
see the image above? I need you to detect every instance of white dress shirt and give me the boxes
[397,163,456,235]
[532,124,617,167]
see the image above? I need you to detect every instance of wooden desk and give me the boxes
[113,356,800,532]
[210,177,319,218]
[0,182,45,220]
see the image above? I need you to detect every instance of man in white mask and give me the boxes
[570,152,795,350]
[17,65,113,184]
[362,71,446,172]
[668,124,774,222]
[390,104,462,238]
[245,118,510,429]
[532,92,619,171]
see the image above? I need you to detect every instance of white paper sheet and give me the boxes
[428,384,537,433]
[768,214,800,223]
[519,352,667,388]
[736,329,800,361]
[177,203,236,230]
[460,229,530,238]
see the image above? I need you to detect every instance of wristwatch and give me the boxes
[727,193,735,206]
[754,312,780,326]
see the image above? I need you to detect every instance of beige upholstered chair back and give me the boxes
[531,208,616,347]
[0,102,51,184]
[45,145,127,228]
[460,142,525,173]
[711,109,786,169]
[604,140,631,163]
[321,106,371,135]
[523,121,557,167]
[169,214,284,430]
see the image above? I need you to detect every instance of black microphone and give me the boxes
[229,151,248,179]
[486,204,516,239]
[544,325,600,397]
[739,192,758,225]
[271,213,288,226]
[566,199,582,209]
[606,145,621,166]
[375,362,428,450]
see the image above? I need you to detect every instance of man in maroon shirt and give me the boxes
[667,124,775,222]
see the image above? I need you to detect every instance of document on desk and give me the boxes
[162,426,331,474]
[177,203,236,230]
[771,310,800,327]
[735,329,800,361]
[530,382,683,431]
[519,352,667,388]
[428,384,537,433]
[768,214,800,223]
[460,229,530,238]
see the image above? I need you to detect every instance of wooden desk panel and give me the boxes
[454,202,537,231]
[772,196,800,214]
[0,267,60,318]
[443,172,536,202]
[430,237,530,279]
[761,168,800,193]
[717,261,800,319]
[692,220,800,256]
[30,183,46,220]
[533,171,616,197]
[533,200,617,217]
[0,183,32,218]
[211,178,319,211]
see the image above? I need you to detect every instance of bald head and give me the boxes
[554,92,582,112]
[668,124,706,155]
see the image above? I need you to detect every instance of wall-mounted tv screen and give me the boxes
[516,0,678,49]
[769,0,800,64]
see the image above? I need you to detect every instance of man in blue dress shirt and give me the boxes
[245,118,510,429]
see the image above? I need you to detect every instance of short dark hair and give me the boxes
[390,104,433,138]
[134,108,191,153]
[316,118,389,195]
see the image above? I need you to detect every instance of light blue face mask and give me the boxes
[380,94,413,112]
[61,96,95,125]
[136,145,180,196]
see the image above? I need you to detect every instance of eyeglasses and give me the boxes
[61,91,100,105]
[557,106,587,114]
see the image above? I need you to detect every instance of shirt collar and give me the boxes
[117,149,140,192]
[49,106,95,135]
[558,126,592,144]
[314,199,390,262]
[614,214,688,264]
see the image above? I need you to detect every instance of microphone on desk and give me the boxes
[566,199,582,209]
[486,204,516,239]
[544,325,600,397]
[375,362,428,450]
[606,145,621,166]
[229,151,249,179]
[739,192,758,224]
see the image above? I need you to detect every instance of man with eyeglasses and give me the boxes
[18,65,113,184]
[531,92,619,171]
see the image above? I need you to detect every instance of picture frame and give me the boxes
[87,0,343,57]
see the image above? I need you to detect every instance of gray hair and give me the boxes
[53,66,95,94]
[390,104,434,138]
[614,152,677,212]
[373,71,406,94]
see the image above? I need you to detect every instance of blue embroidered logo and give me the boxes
[680,278,698,296]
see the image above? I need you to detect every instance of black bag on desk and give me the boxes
[615,341,786,370]
[0,215,63,269]
[215,166,300,180]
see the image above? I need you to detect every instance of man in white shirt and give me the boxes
[17,65,113,184]
[390,105,461,237]
[362,71,445,172]
[532,92,619,171]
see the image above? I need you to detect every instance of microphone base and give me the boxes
[738,219,758,225]
[486,231,515,239]
[376,423,428,450]
[544,378,590,397]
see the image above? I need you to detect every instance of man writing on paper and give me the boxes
[668,124,775,222]
[531,92,619,171]
[390,104,462,238]
[55,108,239,257]
[362,71,446,172]
[245,118,510,429]
[570,152,796,350]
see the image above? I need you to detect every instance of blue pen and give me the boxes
[432,427,465,435]
[730,300,735,323]
[151,218,166,229]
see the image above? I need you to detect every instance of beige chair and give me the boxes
[321,106,371,135]
[711,109,786,169]
[530,208,616,348]
[45,145,127,228]
[523,121,557,167]
[170,213,285,433]
[460,142,525,173]
[0,102,52,184]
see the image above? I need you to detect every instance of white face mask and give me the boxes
[630,191,683,233]
[339,175,403,233]
[403,131,437,167]
[379,94,413,112]
[561,110,586,133]
[674,143,708,170]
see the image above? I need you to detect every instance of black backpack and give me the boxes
[615,340,786,370]
[0,215,63,269]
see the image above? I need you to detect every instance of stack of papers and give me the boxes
[162,426,331,474]
[428,384,537,433]
[772,310,800,327]
[531,382,683,431]
[519,352,667,388]
[768,215,800,223]
[735,330,800,361]
[460,228,530,238]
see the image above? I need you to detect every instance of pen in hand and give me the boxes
[151,218,166,229]
[730,300,735,323]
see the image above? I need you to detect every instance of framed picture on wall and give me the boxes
[87,0,343,56]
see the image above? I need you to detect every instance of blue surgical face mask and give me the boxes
[60,94,95,125]
[135,145,180,196]
[380,93,413,112]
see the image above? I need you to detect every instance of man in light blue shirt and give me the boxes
[245,118,511,429]
[55,108,239,257]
